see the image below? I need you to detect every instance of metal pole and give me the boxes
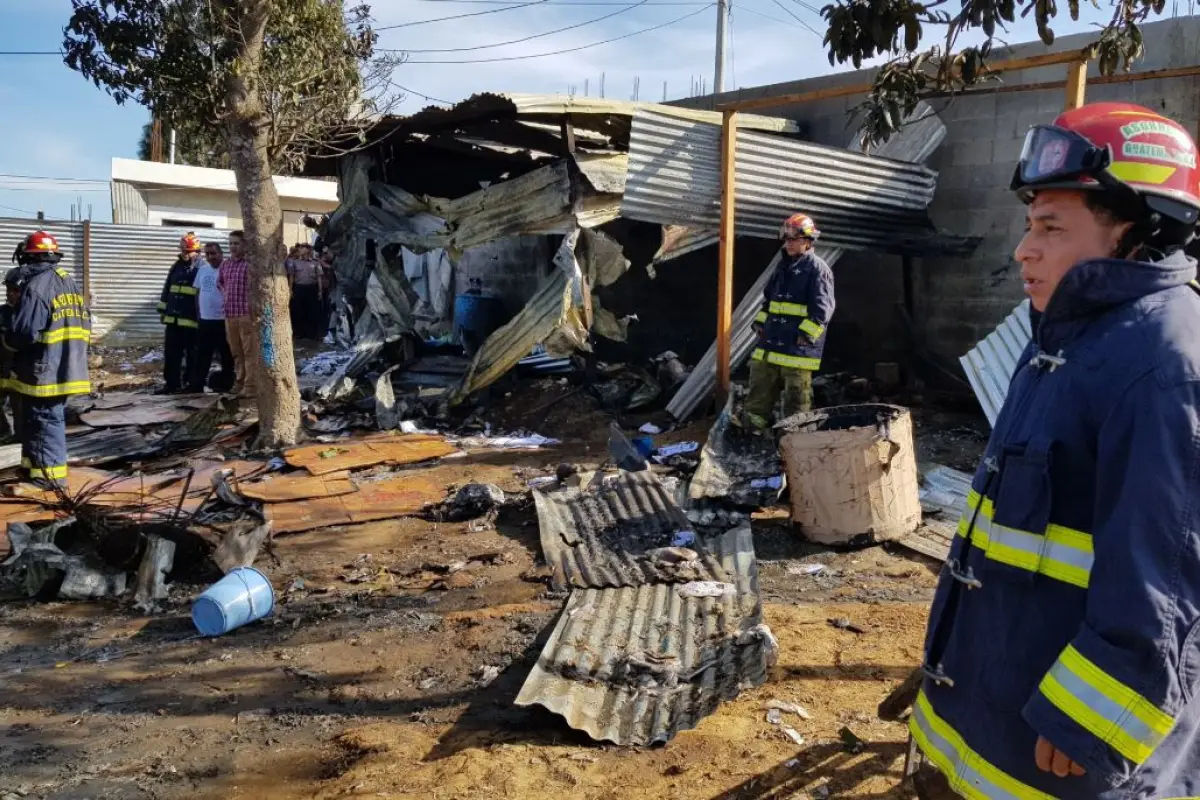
[714,0,728,94]
[169,128,177,164]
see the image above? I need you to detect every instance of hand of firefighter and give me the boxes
[796,333,813,347]
[1035,736,1086,778]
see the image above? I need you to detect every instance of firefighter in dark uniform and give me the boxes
[157,232,202,394]
[4,231,91,487]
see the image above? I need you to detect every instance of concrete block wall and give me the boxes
[675,16,1200,364]
[455,235,554,324]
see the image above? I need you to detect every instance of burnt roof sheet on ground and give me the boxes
[515,523,771,746]
[533,470,728,591]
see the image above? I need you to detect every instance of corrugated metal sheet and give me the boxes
[534,470,727,590]
[66,428,155,466]
[959,299,1031,427]
[380,92,802,142]
[515,523,772,746]
[0,217,85,288]
[919,462,972,519]
[573,152,628,194]
[110,181,150,225]
[621,110,954,253]
[89,222,232,342]
[665,104,951,421]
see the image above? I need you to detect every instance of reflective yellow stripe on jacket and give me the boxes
[1040,644,1175,764]
[910,691,1055,800]
[798,319,824,339]
[750,348,820,371]
[958,489,1093,588]
[169,285,199,296]
[40,328,91,345]
[767,300,808,317]
[4,378,91,398]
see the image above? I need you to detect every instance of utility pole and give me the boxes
[714,0,728,94]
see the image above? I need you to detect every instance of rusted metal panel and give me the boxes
[515,523,773,746]
[265,472,444,534]
[959,299,1032,427]
[237,473,357,503]
[283,434,458,476]
[533,470,727,591]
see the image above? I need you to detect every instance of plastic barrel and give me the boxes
[192,567,275,636]
[454,292,504,356]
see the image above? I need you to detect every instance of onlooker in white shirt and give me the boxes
[188,243,235,392]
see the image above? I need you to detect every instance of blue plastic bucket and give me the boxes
[633,436,655,458]
[192,567,275,636]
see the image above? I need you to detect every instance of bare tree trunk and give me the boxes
[222,0,300,449]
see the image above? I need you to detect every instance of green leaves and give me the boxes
[62,0,393,171]
[820,0,1166,147]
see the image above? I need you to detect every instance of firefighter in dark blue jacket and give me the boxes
[156,232,202,394]
[741,213,835,431]
[4,231,91,487]
[911,102,1200,799]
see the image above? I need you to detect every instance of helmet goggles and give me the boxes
[1011,124,1117,195]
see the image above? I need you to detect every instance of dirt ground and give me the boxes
[0,369,984,800]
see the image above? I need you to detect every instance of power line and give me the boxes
[735,2,809,28]
[0,202,39,216]
[768,0,821,36]
[0,51,61,56]
[785,0,824,17]
[402,4,714,63]
[0,173,108,184]
[384,0,649,53]
[416,0,707,3]
[391,81,453,105]
[376,0,552,29]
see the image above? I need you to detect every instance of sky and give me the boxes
[0,0,1132,223]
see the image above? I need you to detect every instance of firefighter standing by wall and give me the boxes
[4,231,90,487]
[910,103,1200,799]
[741,213,835,431]
[157,232,202,394]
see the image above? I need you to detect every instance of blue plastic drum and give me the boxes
[192,567,275,636]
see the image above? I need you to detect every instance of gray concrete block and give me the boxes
[955,92,999,121]
[992,135,1026,166]
[948,139,996,167]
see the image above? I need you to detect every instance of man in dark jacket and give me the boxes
[910,103,1200,799]
[4,231,91,487]
[741,213,835,431]
[157,232,202,394]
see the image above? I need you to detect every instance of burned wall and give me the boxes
[594,220,906,376]
[455,235,555,324]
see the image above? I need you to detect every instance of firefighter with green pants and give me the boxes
[743,213,835,431]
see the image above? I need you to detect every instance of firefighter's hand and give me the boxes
[1035,736,1086,777]
[796,334,812,347]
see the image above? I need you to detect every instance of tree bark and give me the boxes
[221,0,301,449]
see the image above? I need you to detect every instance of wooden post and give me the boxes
[1064,60,1088,110]
[716,109,738,401]
[82,219,92,304]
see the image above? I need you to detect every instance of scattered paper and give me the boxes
[455,433,561,450]
[653,441,699,462]
[780,726,805,746]
[789,563,826,576]
[671,530,696,547]
[750,474,785,490]
[639,423,663,435]
[677,581,736,598]
[766,699,812,720]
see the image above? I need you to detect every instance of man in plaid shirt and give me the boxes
[217,230,254,396]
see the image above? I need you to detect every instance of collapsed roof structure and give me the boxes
[309,92,978,407]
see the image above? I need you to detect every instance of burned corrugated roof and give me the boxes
[515,523,773,746]
[960,299,1031,427]
[67,428,155,466]
[622,108,975,255]
[360,93,802,150]
[534,470,727,590]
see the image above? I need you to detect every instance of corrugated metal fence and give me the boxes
[0,217,231,342]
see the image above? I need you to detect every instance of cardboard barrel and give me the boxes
[778,404,921,545]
